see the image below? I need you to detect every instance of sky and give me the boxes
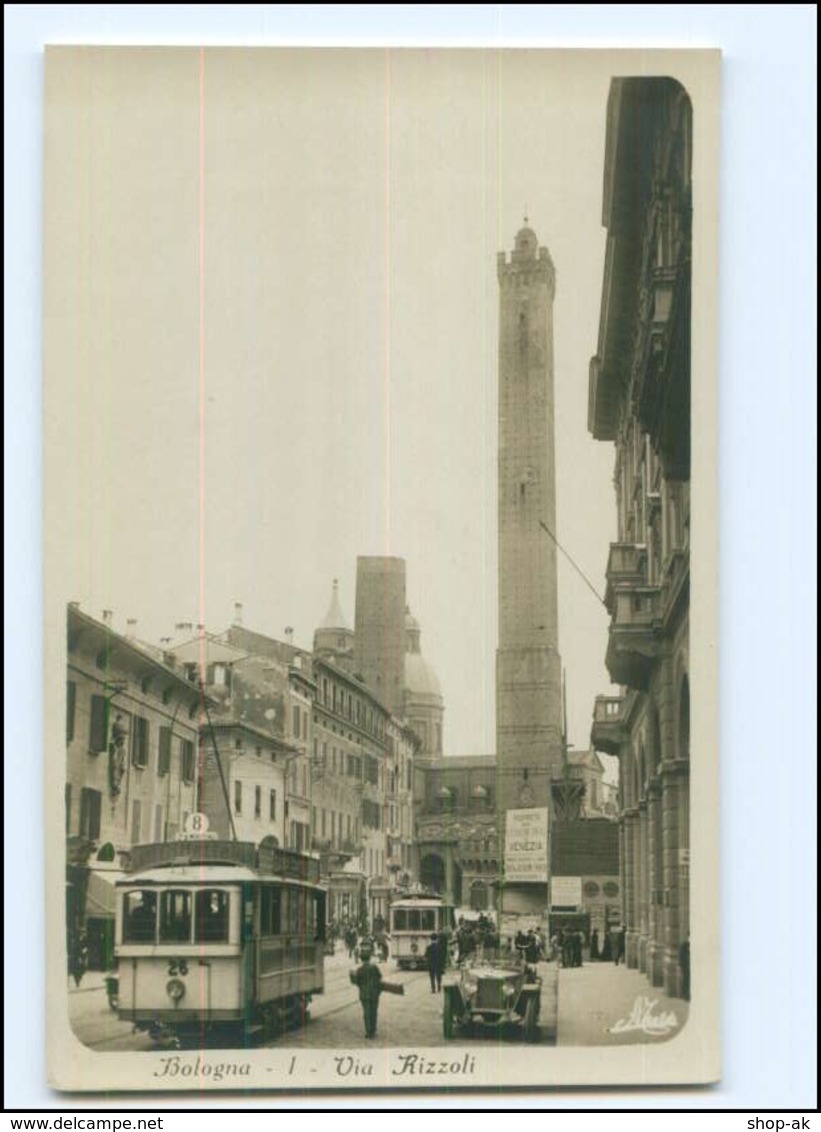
[45,47,638,772]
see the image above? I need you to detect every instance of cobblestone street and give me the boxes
[68,948,559,1052]
[69,947,689,1054]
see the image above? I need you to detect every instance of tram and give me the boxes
[388,889,457,970]
[112,833,326,1046]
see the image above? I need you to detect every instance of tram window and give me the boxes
[123,890,157,943]
[260,886,281,935]
[393,910,407,931]
[159,889,192,943]
[285,888,302,935]
[195,889,229,943]
[421,910,435,932]
[408,910,421,931]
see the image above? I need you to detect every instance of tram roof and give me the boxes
[122,839,322,885]
[116,866,326,891]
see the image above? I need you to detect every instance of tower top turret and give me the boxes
[497,222,556,290]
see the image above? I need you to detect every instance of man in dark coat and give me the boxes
[425,932,443,993]
[590,929,600,961]
[350,941,383,1038]
[614,926,626,966]
[437,929,449,972]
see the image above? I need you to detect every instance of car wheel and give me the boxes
[443,990,456,1040]
[523,997,539,1043]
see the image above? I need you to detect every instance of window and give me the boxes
[158,727,172,776]
[292,705,300,738]
[234,780,242,814]
[270,790,278,821]
[180,738,195,784]
[255,785,262,818]
[154,804,163,841]
[66,681,77,742]
[302,710,308,737]
[131,716,150,768]
[123,890,157,943]
[362,799,381,830]
[131,799,142,844]
[260,886,281,935]
[393,909,407,931]
[194,889,229,943]
[89,695,108,754]
[65,784,72,834]
[79,787,102,841]
[159,889,192,943]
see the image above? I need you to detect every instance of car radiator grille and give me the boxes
[475,982,505,1010]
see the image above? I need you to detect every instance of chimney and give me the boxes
[285,627,294,646]
[234,602,244,626]
[102,610,113,626]
[126,619,137,639]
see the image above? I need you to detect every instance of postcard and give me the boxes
[44,46,720,1092]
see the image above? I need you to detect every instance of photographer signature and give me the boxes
[608,995,679,1036]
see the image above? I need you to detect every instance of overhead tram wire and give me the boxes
[538,519,606,608]
[200,680,239,842]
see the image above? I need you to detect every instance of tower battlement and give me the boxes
[497,240,556,292]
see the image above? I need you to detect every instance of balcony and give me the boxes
[605,542,647,611]
[591,694,626,756]
[605,586,661,690]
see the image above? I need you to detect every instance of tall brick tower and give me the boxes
[353,557,407,716]
[496,223,564,840]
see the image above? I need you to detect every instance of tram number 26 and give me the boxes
[167,960,189,976]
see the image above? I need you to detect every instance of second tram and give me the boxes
[388,890,456,970]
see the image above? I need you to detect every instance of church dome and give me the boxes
[405,651,442,699]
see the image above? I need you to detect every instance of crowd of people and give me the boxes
[454,913,499,962]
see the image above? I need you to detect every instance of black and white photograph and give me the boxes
[42,45,721,1092]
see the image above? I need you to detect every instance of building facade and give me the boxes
[588,77,692,998]
[66,605,206,968]
[199,719,289,846]
[413,756,500,910]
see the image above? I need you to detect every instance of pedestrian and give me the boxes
[349,941,383,1039]
[425,932,443,993]
[70,933,88,988]
[590,929,600,961]
[614,926,625,966]
[525,929,539,965]
[437,928,449,973]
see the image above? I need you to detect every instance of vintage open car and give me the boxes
[443,948,541,1041]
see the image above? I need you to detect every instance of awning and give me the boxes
[85,869,125,919]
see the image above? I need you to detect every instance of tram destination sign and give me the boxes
[504,807,549,883]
